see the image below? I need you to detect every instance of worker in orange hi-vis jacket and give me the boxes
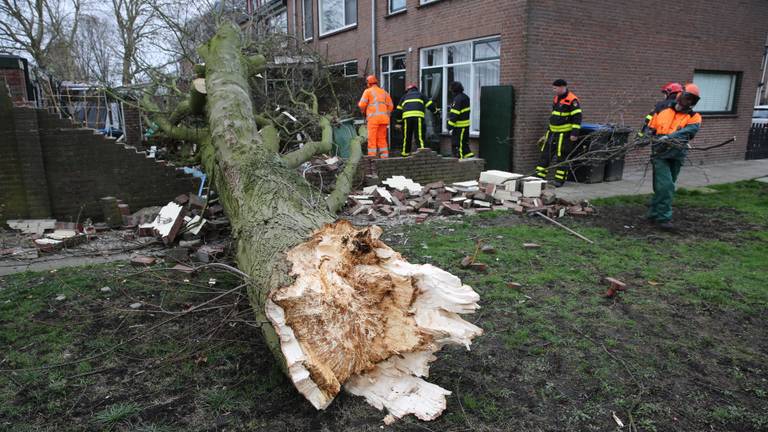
[358,75,394,158]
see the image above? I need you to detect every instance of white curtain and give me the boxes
[472,61,500,132]
[694,72,735,112]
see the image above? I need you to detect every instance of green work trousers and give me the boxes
[648,157,683,222]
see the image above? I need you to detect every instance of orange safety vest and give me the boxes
[358,85,393,125]
[648,107,702,135]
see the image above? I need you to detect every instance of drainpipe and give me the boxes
[757,36,768,106]
[290,0,296,36]
[371,0,376,76]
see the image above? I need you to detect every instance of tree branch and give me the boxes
[260,124,280,154]
[142,92,209,143]
[326,136,363,214]
[282,140,332,169]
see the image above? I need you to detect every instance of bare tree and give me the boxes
[0,0,82,75]
[110,0,158,84]
[72,14,116,83]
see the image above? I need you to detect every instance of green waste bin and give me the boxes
[332,119,357,158]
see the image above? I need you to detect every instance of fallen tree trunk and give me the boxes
[151,23,482,422]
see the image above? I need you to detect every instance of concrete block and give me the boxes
[521,177,546,198]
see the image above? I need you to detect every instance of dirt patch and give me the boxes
[578,204,762,240]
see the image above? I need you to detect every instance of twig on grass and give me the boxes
[0,283,247,373]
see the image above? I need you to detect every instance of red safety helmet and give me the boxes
[676,83,701,107]
[366,75,378,86]
[406,83,418,91]
[661,82,683,95]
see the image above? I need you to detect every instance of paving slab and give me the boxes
[556,159,768,201]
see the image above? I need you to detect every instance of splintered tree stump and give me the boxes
[150,23,483,422]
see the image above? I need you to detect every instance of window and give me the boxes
[420,37,500,134]
[319,0,356,36]
[389,0,406,14]
[329,60,358,77]
[302,0,313,40]
[419,0,440,5]
[267,8,288,33]
[380,53,406,102]
[693,71,740,114]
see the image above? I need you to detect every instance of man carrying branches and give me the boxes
[645,83,702,229]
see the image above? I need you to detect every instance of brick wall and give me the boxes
[0,80,28,221]
[122,102,143,148]
[291,0,526,160]
[289,0,768,174]
[513,0,768,173]
[0,86,200,222]
[359,148,485,185]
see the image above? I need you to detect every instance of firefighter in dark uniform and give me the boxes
[393,83,437,156]
[448,81,473,159]
[535,79,582,187]
[638,82,682,138]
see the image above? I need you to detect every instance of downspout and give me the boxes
[291,0,296,37]
[757,35,768,106]
[371,0,376,76]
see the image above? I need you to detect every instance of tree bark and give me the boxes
[153,23,482,422]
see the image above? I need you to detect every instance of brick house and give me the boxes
[260,0,768,172]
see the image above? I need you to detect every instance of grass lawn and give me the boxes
[1,180,767,431]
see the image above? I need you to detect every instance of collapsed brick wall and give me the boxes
[359,148,485,185]
[0,85,200,222]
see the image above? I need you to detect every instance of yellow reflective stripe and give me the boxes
[459,107,471,114]
[459,128,465,158]
[450,108,461,115]
[425,100,434,108]
[452,120,470,127]
[396,105,403,110]
[401,120,409,156]
[549,124,573,132]
[645,114,653,120]
[571,124,581,129]
[402,98,424,105]
[552,108,582,116]
[557,133,564,157]
[418,117,424,148]
[402,111,425,119]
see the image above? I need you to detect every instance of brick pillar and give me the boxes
[122,102,143,148]
[10,107,52,217]
[0,81,30,220]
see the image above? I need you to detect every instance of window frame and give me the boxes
[692,70,741,116]
[388,0,406,14]
[419,37,501,135]
[329,60,359,78]
[267,7,288,34]
[318,0,357,37]
[379,52,407,101]
[418,0,441,6]
[302,0,313,41]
